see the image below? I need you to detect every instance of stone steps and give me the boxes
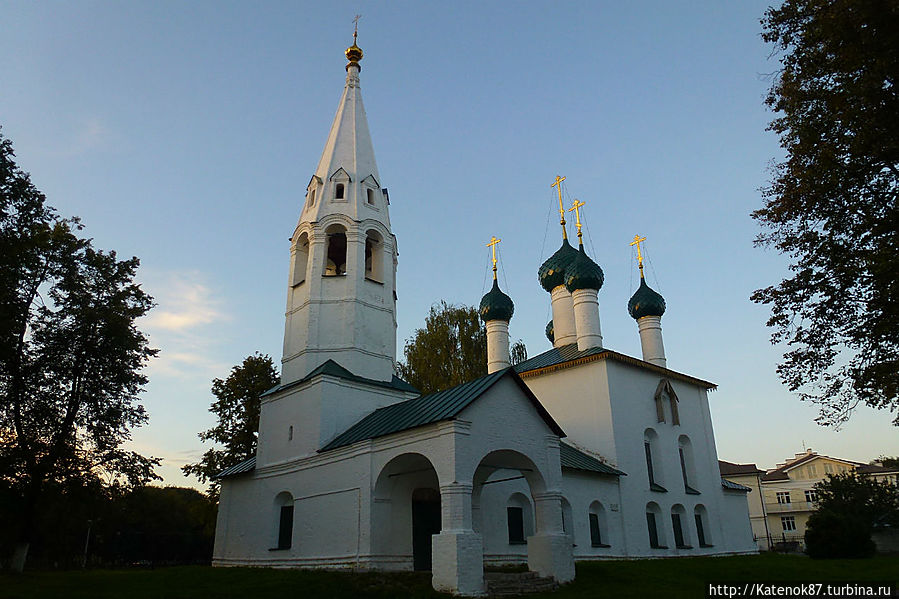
[485,571,560,597]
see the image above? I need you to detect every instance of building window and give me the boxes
[324,227,347,276]
[781,516,796,532]
[644,431,666,492]
[694,505,712,547]
[365,231,383,282]
[507,506,525,544]
[804,490,818,504]
[308,188,316,207]
[672,513,687,548]
[678,435,699,494]
[824,463,833,474]
[288,425,293,441]
[367,188,375,205]
[278,505,294,549]
[776,491,791,504]
[646,512,660,548]
[335,183,345,199]
[589,513,602,547]
[292,233,309,286]
[808,464,817,477]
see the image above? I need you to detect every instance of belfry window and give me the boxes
[335,183,345,199]
[324,226,347,276]
[292,233,309,286]
[365,231,383,282]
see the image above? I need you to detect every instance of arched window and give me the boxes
[274,492,294,550]
[588,501,610,548]
[654,379,680,424]
[335,183,345,199]
[694,504,712,547]
[367,188,375,205]
[671,504,691,549]
[561,497,574,543]
[365,231,383,282]
[678,435,699,494]
[506,492,533,545]
[308,188,316,207]
[646,502,666,549]
[644,428,666,492]
[324,225,347,276]
[292,233,309,286]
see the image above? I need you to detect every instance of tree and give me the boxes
[752,0,899,426]
[396,301,526,395]
[0,129,159,572]
[182,353,279,498]
[804,471,899,558]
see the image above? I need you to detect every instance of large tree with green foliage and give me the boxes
[397,301,526,395]
[182,353,279,498]
[0,129,159,572]
[753,0,899,426]
[805,471,899,558]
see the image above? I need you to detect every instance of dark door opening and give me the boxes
[411,488,441,571]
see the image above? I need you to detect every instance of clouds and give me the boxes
[141,271,231,379]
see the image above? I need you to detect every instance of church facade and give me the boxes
[212,37,756,596]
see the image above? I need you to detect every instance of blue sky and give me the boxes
[2,1,895,486]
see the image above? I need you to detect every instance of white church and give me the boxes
[212,36,757,596]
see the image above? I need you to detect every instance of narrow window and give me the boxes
[367,188,375,205]
[824,463,833,474]
[646,512,660,548]
[278,505,294,549]
[507,507,525,544]
[325,230,347,276]
[288,425,293,441]
[695,512,712,547]
[308,188,315,207]
[672,513,686,548]
[645,441,655,487]
[335,183,344,199]
[679,446,699,494]
[589,513,602,547]
[808,464,817,476]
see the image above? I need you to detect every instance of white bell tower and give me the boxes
[282,32,397,384]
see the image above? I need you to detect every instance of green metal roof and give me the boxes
[721,478,752,492]
[560,442,625,476]
[514,343,606,373]
[214,456,256,479]
[564,244,604,292]
[261,359,419,398]
[628,277,666,319]
[321,368,565,452]
[479,279,514,322]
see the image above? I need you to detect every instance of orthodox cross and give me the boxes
[630,234,647,276]
[551,175,568,239]
[568,199,586,241]
[353,15,361,42]
[486,236,501,279]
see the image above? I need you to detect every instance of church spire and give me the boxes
[283,34,398,384]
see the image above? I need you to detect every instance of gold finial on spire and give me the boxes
[568,199,586,243]
[345,15,363,67]
[630,234,647,278]
[487,236,501,280]
[551,176,568,240]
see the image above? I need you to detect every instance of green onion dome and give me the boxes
[628,278,666,319]
[564,245,604,292]
[545,320,554,343]
[538,239,579,292]
[479,279,514,322]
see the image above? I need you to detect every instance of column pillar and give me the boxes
[432,483,485,596]
[527,491,575,583]
[571,288,603,351]
[485,320,511,373]
[637,315,666,367]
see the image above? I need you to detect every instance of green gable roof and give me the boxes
[261,359,419,399]
[560,442,625,476]
[320,368,565,452]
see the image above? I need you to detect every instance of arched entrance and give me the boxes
[372,453,441,571]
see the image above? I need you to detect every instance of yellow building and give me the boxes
[720,450,899,551]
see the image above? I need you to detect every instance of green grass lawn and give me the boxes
[1,554,896,599]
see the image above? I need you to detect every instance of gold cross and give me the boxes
[353,15,361,42]
[568,199,586,240]
[630,234,647,275]
[486,236,501,278]
[551,175,568,239]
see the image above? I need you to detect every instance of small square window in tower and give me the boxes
[324,226,347,276]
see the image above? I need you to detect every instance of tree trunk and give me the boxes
[9,543,29,574]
